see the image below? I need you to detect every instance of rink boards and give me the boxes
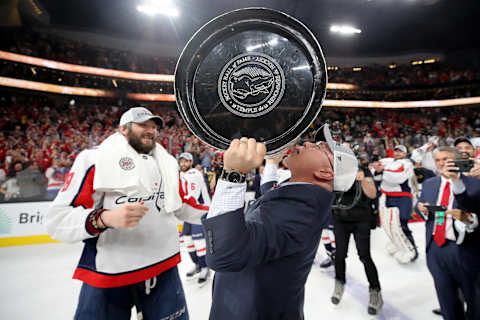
[0,192,258,247]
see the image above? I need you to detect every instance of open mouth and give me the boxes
[142,138,154,146]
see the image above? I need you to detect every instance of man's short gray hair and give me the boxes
[120,123,132,130]
[433,146,461,159]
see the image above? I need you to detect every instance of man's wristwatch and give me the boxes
[220,168,247,183]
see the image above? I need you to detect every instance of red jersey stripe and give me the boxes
[72,165,96,209]
[380,189,412,198]
[72,252,181,288]
[384,165,404,173]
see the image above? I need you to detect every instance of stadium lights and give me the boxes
[330,25,362,36]
[412,58,437,66]
[136,1,179,17]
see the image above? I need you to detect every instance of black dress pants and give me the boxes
[333,218,381,290]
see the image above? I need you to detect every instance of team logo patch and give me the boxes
[119,157,135,170]
[218,52,285,118]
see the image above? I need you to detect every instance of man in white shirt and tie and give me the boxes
[416,146,477,320]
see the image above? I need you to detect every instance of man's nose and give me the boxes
[303,141,315,148]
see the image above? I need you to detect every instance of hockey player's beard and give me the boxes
[460,152,471,159]
[180,164,191,172]
[127,129,156,154]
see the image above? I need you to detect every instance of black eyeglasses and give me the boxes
[316,141,334,171]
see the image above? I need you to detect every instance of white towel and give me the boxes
[93,132,182,213]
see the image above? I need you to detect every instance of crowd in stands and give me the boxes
[1,91,479,203]
[3,57,479,101]
[3,58,479,102]
[1,28,480,98]
[1,27,176,74]
[328,83,480,102]
[328,63,480,90]
[1,28,480,202]
[0,60,174,93]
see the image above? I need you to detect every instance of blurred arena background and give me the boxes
[0,1,479,319]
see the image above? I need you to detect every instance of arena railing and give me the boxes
[0,50,174,82]
[1,76,479,108]
[0,50,358,90]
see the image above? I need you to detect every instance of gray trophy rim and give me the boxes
[174,7,328,156]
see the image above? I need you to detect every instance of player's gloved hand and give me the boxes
[224,137,266,174]
[99,202,148,229]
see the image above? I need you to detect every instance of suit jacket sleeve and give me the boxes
[260,180,276,196]
[414,178,435,220]
[455,175,480,212]
[455,192,476,213]
[414,185,425,216]
[202,195,323,272]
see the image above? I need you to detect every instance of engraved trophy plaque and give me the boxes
[175,7,327,155]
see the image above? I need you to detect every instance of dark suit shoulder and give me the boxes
[422,175,441,187]
[264,184,334,208]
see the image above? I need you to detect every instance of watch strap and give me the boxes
[220,168,247,183]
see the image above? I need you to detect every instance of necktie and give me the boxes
[433,181,450,247]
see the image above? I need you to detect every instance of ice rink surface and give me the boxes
[0,222,441,320]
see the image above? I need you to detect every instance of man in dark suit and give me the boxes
[416,146,477,320]
[443,156,480,319]
[202,130,357,320]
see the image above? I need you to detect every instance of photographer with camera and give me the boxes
[330,163,383,315]
[416,146,478,320]
[442,147,480,320]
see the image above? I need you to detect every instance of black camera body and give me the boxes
[425,205,447,212]
[452,159,474,172]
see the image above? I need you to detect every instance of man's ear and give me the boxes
[118,125,128,136]
[313,169,334,182]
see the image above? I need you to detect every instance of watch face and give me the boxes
[229,172,241,183]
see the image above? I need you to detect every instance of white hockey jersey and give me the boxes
[46,134,208,288]
[377,158,415,197]
[180,168,211,207]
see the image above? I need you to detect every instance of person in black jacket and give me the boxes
[331,165,383,315]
